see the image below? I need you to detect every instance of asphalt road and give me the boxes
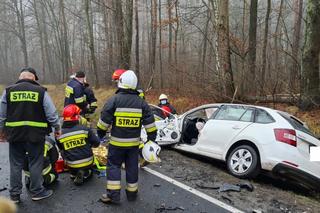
[0,143,237,213]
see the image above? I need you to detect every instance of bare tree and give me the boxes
[123,0,133,67]
[216,0,234,97]
[85,0,99,87]
[11,0,28,66]
[247,0,258,94]
[302,0,320,108]
[260,0,271,94]
[135,0,140,79]
[289,0,303,92]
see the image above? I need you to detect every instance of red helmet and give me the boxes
[112,69,127,81]
[161,106,172,118]
[63,104,81,121]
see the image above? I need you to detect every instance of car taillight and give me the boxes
[274,129,297,147]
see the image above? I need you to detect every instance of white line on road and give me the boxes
[143,167,244,213]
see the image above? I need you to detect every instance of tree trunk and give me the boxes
[33,0,46,82]
[85,0,100,87]
[123,0,134,67]
[148,0,157,88]
[217,0,234,98]
[290,0,303,92]
[248,0,258,94]
[135,0,140,80]
[114,0,125,67]
[174,0,179,90]
[159,0,163,88]
[273,0,284,90]
[60,0,71,82]
[301,0,320,108]
[260,0,271,95]
[12,0,28,66]
[167,0,173,67]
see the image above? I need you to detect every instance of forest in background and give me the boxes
[0,0,320,108]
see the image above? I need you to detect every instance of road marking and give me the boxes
[143,167,244,213]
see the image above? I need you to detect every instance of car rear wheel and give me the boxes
[227,145,260,178]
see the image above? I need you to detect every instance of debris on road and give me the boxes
[218,183,241,192]
[196,182,254,193]
[196,183,219,190]
[153,183,161,187]
[156,203,185,212]
[237,182,254,192]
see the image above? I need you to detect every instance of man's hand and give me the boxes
[0,131,6,143]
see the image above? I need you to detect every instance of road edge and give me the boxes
[143,167,244,213]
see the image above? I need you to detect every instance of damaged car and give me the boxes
[144,104,320,190]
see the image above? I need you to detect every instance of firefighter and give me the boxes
[24,135,59,188]
[112,69,147,167]
[64,71,87,114]
[97,70,157,204]
[112,69,145,99]
[0,67,60,203]
[57,104,100,185]
[83,80,97,120]
[158,94,177,118]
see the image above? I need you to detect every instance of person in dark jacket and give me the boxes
[0,67,60,203]
[97,70,157,204]
[57,104,100,185]
[83,81,97,119]
[24,135,59,188]
[64,71,87,114]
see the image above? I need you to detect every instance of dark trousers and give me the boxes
[9,141,45,197]
[106,145,139,201]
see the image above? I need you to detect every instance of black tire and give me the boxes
[227,145,260,179]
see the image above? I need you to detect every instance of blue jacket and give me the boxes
[64,78,87,111]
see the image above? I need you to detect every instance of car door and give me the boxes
[141,104,181,145]
[196,105,255,158]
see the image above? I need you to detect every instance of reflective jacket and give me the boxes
[23,136,58,176]
[158,103,177,114]
[4,79,51,142]
[57,122,100,168]
[64,78,87,112]
[83,84,97,114]
[97,89,157,147]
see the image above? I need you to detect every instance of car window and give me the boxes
[214,105,251,121]
[239,108,255,122]
[255,109,275,124]
[278,112,313,136]
[205,108,218,119]
[187,109,206,119]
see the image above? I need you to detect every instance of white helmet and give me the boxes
[142,141,161,163]
[159,94,168,100]
[118,70,138,90]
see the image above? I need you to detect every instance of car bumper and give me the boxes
[272,163,320,190]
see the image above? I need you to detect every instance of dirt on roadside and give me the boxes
[148,148,320,213]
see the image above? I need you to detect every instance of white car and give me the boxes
[146,103,320,189]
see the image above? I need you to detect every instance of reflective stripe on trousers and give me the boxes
[106,145,139,201]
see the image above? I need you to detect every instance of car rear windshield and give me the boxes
[278,112,314,136]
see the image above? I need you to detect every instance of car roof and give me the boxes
[188,103,274,111]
